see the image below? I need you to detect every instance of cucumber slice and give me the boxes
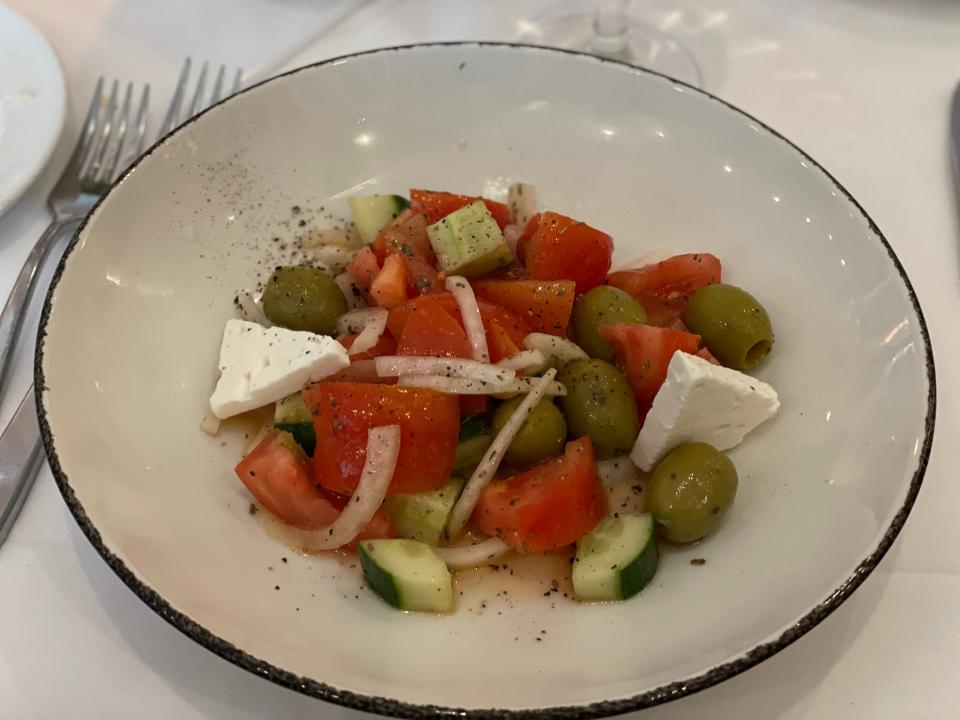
[573,514,658,602]
[348,194,410,244]
[358,539,454,613]
[427,200,512,278]
[452,416,493,473]
[458,415,490,442]
[384,477,465,545]
[272,429,307,462]
[273,392,315,456]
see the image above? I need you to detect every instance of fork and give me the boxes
[160,58,242,136]
[0,60,242,549]
[0,59,243,402]
[0,79,150,400]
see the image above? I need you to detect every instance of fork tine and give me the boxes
[132,85,150,155]
[112,84,151,179]
[83,79,118,182]
[209,64,226,106]
[160,58,191,136]
[231,68,243,96]
[187,61,209,118]
[73,77,105,175]
[98,82,133,184]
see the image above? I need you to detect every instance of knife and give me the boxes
[952,81,960,195]
[0,389,45,548]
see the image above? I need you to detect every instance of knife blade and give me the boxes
[952,81,960,196]
[0,388,45,548]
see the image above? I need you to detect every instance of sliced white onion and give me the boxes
[300,226,361,249]
[376,356,515,383]
[234,289,272,327]
[334,271,367,311]
[283,425,400,551]
[436,538,510,570]
[329,358,381,383]
[199,412,221,436]
[610,245,673,272]
[337,307,386,336]
[446,369,558,539]
[597,455,641,488]
[503,223,522,258]
[446,275,489,363]
[496,349,546,372]
[522,333,588,369]
[507,182,538,228]
[244,422,273,455]
[307,244,357,272]
[397,374,565,397]
[347,308,388,355]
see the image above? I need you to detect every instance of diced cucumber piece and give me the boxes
[384,477,465,545]
[458,415,490,442]
[348,194,410,244]
[358,539,454,613]
[427,200,512,278]
[273,392,316,456]
[272,429,307,462]
[274,392,311,425]
[453,417,493,474]
[573,514,658,602]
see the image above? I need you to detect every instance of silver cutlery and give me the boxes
[160,58,242,137]
[0,392,43,547]
[0,60,243,549]
[951,80,960,202]
[0,78,150,400]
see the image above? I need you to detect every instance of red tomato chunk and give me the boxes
[474,437,607,552]
[600,323,700,420]
[607,253,721,327]
[473,279,575,336]
[303,383,459,496]
[410,189,511,230]
[396,295,473,358]
[388,292,531,362]
[235,430,394,539]
[518,212,612,294]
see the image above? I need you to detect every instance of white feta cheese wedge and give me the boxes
[631,351,780,471]
[209,319,349,419]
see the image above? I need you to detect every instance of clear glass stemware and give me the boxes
[519,0,703,88]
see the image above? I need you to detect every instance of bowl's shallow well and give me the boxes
[37,44,933,716]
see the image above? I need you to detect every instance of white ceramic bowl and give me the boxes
[36,44,934,717]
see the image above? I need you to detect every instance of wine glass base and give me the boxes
[518,14,704,88]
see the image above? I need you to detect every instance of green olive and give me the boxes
[682,284,773,370]
[557,358,638,460]
[492,396,567,467]
[572,286,648,361]
[649,443,738,543]
[261,266,348,335]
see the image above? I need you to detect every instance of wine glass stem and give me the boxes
[591,0,630,56]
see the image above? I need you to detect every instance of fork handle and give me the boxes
[0,388,44,549]
[0,218,78,400]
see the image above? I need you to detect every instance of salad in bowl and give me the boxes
[207,184,780,613]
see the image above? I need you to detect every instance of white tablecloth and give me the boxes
[1,1,957,717]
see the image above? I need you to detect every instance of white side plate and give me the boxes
[0,3,66,217]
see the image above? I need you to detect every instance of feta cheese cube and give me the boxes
[631,352,780,471]
[209,319,349,419]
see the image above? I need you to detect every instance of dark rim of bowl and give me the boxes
[34,41,936,719]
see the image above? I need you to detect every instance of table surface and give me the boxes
[1,1,958,717]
